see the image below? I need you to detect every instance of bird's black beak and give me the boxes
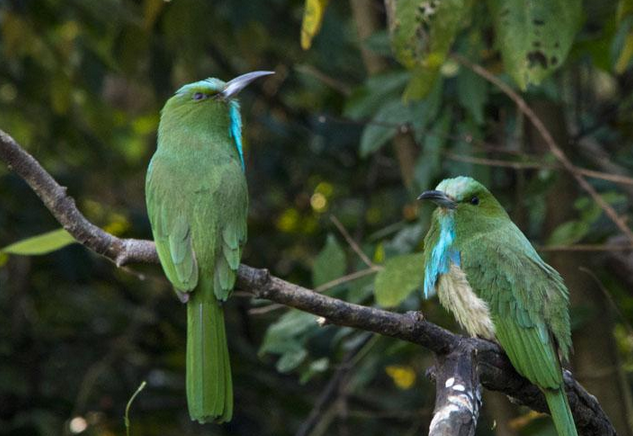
[417,190,456,209]
[219,70,275,99]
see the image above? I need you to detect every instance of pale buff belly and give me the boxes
[437,263,496,341]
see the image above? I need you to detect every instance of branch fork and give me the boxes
[0,128,617,436]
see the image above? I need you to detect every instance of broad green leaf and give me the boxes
[259,310,316,355]
[312,234,346,287]
[456,66,488,125]
[386,0,474,99]
[488,0,582,90]
[300,357,330,384]
[414,111,450,192]
[344,71,410,119]
[300,0,330,50]
[359,99,407,157]
[374,253,424,307]
[276,348,308,373]
[546,193,626,246]
[1,229,76,256]
[615,33,633,73]
[360,89,441,158]
[546,221,591,246]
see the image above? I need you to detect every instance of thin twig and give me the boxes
[454,54,633,244]
[248,302,285,315]
[295,334,373,436]
[125,381,147,436]
[445,152,633,186]
[314,267,380,293]
[538,244,633,252]
[330,215,375,268]
[578,267,633,337]
[318,113,633,187]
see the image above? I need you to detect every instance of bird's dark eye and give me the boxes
[470,196,480,205]
[193,92,206,101]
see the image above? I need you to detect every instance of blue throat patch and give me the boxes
[424,213,460,298]
[229,100,245,171]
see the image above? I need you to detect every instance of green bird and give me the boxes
[145,71,273,423]
[419,176,577,436]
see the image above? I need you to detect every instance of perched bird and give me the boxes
[146,71,274,423]
[419,176,577,436]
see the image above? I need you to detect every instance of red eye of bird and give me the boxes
[193,92,206,101]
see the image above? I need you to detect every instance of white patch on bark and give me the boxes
[445,377,455,388]
[429,404,460,433]
[429,391,477,434]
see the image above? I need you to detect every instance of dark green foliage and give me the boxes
[1,0,633,435]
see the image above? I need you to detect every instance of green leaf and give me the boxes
[300,0,331,50]
[1,229,76,256]
[344,71,410,119]
[487,0,582,90]
[312,234,346,287]
[276,348,308,373]
[359,100,406,157]
[374,253,424,307]
[359,90,442,158]
[300,357,330,384]
[414,111,450,192]
[386,0,474,99]
[456,65,488,125]
[546,193,626,246]
[259,310,316,356]
[546,221,591,246]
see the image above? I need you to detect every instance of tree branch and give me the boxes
[427,341,482,436]
[0,129,617,436]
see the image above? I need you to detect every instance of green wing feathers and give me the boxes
[493,315,562,389]
[146,152,247,423]
[460,225,577,435]
[460,224,572,363]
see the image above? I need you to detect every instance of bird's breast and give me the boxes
[437,263,496,341]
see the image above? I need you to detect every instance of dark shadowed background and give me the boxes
[0,0,632,435]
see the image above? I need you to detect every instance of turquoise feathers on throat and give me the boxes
[229,100,245,171]
[424,213,460,298]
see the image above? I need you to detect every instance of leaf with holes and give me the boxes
[385,0,474,99]
[374,253,424,307]
[488,0,582,90]
[1,229,76,256]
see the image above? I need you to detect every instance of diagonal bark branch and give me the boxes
[0,129,617,436]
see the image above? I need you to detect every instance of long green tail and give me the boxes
[544,387,578,436]
[186,276,233,423]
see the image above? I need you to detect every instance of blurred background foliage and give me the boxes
[1,0,633,435]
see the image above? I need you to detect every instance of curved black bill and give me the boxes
[220,70,275,99]
[417,190,456,209]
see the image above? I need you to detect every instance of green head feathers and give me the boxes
[158,71,274,169]
[419,176,510,231]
